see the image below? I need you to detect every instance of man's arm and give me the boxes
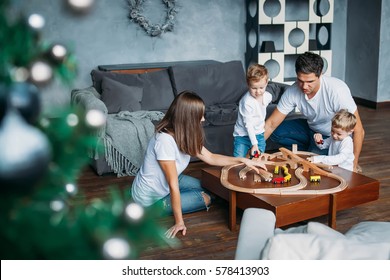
[352,109,365,172]
[264,108,287,140]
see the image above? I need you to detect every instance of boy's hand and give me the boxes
[313,133,324,144]
[250,145,260,159]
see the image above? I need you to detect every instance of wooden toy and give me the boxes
[310,175,321,182]
[271,177,285,184]
[220,145,347,195]
[271,165,291,184]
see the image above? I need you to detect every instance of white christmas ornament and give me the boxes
[102,237,131,259]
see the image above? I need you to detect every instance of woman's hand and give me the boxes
[241,158,267,174]
[165,222,187,238]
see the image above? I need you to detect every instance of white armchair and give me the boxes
[235,208,390,260]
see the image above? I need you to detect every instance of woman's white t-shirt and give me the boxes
[131,132,190,207]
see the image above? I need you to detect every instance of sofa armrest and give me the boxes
[71,86,108,114]
[71,86,108,140]
[234,208,276,260]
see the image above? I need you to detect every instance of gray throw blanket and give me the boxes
[104,110,165,177]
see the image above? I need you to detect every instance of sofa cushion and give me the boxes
[266,81,290,104]
[91,69,175,111]
[101,77,143,113]
[204,103,238,126]
[168,60,247,106]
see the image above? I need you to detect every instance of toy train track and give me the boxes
[220,146,347,195]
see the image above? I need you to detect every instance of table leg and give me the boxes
[228,190,237,231]
[328,194,337,229]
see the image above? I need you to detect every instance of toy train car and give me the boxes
[271,175,291,184]
[310,175,321,182]
[271,166,291,184]
[250,151,260,159]
[271,177,285,184]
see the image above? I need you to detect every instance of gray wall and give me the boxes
[378,0,390,102]
[10,0,358,114]
[11,0,247,114]
[346,0,390,104]
[345,0,381,103]
[331,0,348,80]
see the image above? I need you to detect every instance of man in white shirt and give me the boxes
[264,52,365,172]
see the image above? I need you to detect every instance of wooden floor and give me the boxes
[76,105,390,259]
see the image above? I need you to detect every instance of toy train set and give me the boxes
[221,145,347,195]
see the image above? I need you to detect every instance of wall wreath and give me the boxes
[126,0,178,37]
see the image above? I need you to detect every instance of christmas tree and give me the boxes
[0,0,172,259]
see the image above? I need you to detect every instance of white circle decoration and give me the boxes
[318,25,329,46]
[248,29,257,48]
[288,28,305,48]
[313,0,330,17]
[263,0,281,18]
[248,0,257,18]
[127,0,178,37]
[264,59,280,80]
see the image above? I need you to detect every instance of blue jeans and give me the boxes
[233,133,266,157]
[161,174,211,215]
[270,119,328,155]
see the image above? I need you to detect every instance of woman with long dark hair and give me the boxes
[131,91,266,238]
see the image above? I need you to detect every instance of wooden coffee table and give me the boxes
[201,166,380,231]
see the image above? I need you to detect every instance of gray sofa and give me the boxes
[71,60,296,176]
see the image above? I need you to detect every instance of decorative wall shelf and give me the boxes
[245,0,334,83]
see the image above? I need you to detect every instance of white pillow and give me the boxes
[306,222,346,239]
[274,222,345,239]
[261,233,390,260]
[345,221,390,243]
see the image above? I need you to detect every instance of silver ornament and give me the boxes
[0,109,51,190]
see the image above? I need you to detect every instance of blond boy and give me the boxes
[308,109,357,171]
[233,64,272,157]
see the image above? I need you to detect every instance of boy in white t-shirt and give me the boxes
[307,109,357,171]
[233,64,272,157]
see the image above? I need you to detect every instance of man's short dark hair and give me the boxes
[295,52,324,77]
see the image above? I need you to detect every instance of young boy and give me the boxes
[307,109,357,171]
[233,64,272,157]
